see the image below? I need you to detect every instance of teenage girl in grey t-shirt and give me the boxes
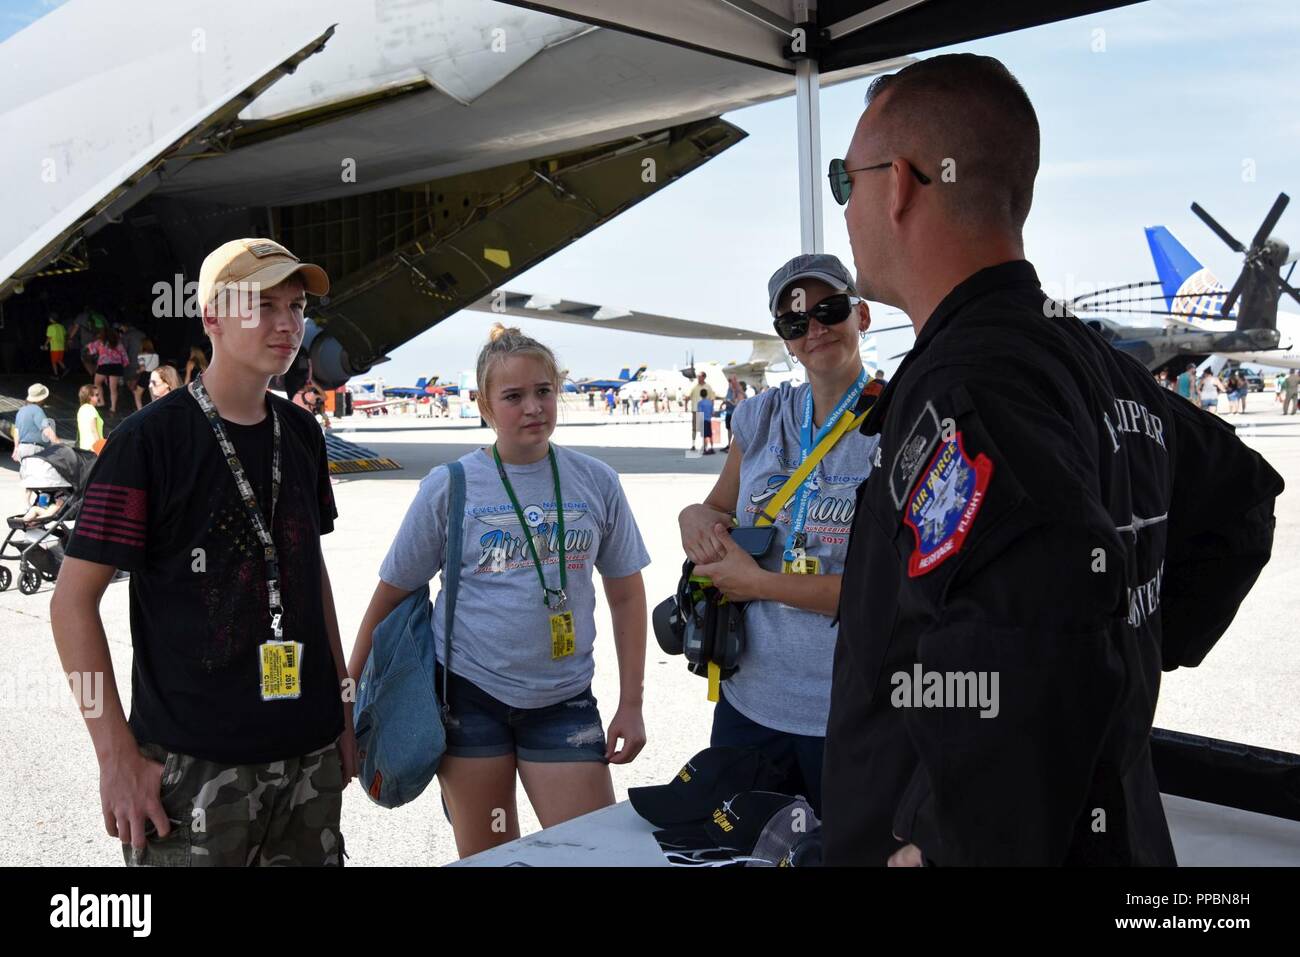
[349,325,650,860]
[678,256,879,815]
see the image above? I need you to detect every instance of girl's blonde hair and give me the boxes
[153,364,182,392]
[475,323,562,421]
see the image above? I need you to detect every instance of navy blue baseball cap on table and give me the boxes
[628,746,787,827]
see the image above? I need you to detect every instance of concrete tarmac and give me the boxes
[1,394,1297,866]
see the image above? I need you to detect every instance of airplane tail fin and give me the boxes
[618,367,631,381]
[1144,226,1229,319]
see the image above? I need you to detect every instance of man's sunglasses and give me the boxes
[827,157,931,205]
[773,293,861,341]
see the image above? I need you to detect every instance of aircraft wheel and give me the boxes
[0,565,10,591]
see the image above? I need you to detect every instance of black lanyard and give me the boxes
[491,444,567,609]
[188,376,284,638]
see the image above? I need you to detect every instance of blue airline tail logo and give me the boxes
[1144,226,1230,319]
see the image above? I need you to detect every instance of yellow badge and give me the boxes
[260,640,303,700]
[781,555,821,575]
[550,611,576,660]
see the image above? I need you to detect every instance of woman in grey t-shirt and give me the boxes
[677,255,879,815]
[349,325,650,859]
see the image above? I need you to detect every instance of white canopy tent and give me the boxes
[497,0,1143,251]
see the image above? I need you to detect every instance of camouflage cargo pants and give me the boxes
[125,741,345,867]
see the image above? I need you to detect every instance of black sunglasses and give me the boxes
[773,293,861,341]
[827,157,931,205]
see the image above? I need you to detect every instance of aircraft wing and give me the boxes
[0,11,335,298]
[466,291,777,341]
[4,0,1130,392]
[2,0,905,390]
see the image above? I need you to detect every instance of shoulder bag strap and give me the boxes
[753,409,866,529]
[442,460,466,717]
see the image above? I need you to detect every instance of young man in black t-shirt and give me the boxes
[52,238,356,866]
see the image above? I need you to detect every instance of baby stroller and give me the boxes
[1,444,97,595]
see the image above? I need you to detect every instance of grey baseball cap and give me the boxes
[767,253,857,317]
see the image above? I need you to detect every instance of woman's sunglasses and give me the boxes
[773,293,861,341]
[827,157,931,206]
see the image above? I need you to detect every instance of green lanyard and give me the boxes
[492,444,568,609]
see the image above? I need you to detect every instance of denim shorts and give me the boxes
[435,664,607,763]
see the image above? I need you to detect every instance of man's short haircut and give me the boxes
[865,53,1040,232]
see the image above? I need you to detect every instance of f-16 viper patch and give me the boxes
[903,432,992,577]
[890,402,941,509]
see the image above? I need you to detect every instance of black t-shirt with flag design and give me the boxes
[66,387,342,764]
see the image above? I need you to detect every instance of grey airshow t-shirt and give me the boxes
[726,381,879,737]
[379,445,650,709]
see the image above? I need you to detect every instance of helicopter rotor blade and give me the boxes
[1249,192,1290,251]
[1191,202,1246,253]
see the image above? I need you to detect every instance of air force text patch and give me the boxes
[890,402,941,509]
[903,432,993,577]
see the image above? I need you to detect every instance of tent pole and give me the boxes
[794,45,823,253]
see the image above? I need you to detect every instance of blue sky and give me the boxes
[4,0,1297,382]
[0,0,62,41]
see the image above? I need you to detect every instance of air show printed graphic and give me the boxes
[470,499,594,572]
[747,471,861,535]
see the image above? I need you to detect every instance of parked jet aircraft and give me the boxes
[573,366,648,393]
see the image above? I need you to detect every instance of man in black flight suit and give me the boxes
[822,54,1284,866]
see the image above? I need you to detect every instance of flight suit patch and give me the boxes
[903,431,993,577]
[890,401,942,509]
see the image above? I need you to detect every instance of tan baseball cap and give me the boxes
[197,238,328,313]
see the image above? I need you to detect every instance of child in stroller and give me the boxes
[1,444,99,595]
